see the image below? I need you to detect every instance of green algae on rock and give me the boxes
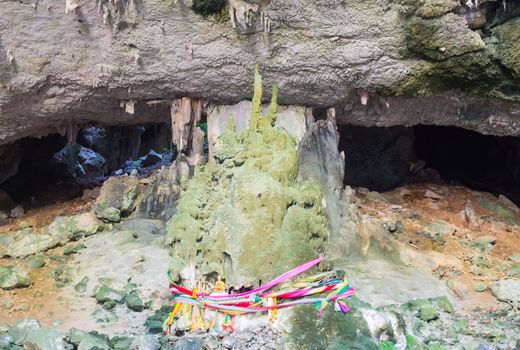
[166,67,328,287]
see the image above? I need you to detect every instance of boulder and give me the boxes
[140,150,163,167]
[2,230,60,258]
[9,319,41,345]
[95,285,127,304]
[46,212,103,241]
[0,266,31,290]
[93,175,140,222]
[26,253,45,269]
[78,334,110,350]
[24,328,66,350]
[490,279,520,307]
[125,292,144,312]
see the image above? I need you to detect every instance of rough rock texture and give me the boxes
[166,69,328,286]
[1,0,520,144]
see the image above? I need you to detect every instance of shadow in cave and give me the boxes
[414,125,520,204]
[339,124,520,205]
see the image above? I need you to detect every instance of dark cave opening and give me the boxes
[0,123,173,211]
[414,125,520,204]
[339,124,520,205]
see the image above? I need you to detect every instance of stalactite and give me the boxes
[65,0,79,14]
[170,98,206,166]
[229,0,259,29]
[120,100,136,115]
[7,50,14,66]
[359,89,369,106]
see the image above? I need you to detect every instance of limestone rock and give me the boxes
[93,175,140,222]
[9,319,41,345]
[26,253,45,269]
[95,285,127,304]
[0,266,31,290]
[490,279,520,307]
[493,18,520,78]
[78,334,110,350]
[46,212,103,241]
[24,328,66,350]
[2,230,60,258]
[125,292,144,312]
[167,69,327,286]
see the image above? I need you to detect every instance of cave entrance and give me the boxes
[413,125,520,204]
[338,124,520,205]
[0,123,173,213]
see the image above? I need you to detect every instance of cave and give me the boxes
[339,124,520,204]
[414,125,520,204]
[0,123,173,205]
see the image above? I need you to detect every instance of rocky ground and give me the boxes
[0,172,519,349]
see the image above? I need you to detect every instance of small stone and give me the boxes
[175,337,203,350]
[490,279,520,307]
[474,283,487,292]
[9,319,41,345]
[452,319,469,333]
[94,285,127,304]
[24,328,65,350]
[366,191,391,203]
[508,255,520,263]
[131,334,160,350]
[424,189,443,200]
[63,242,87,255]
[478,236,496,245]
[96,207,121,223]
[221,336,235,349]
[26,253,45,269]
[10,205,24,218]
[430,296,454,313]
[126,292,144,312]
[0,266,31,290]
[69,328,88,345]
[74,276,89,293]
[418,306,439,321]
[470,266,483,276]
[110,335,134,350]
[78,334,110,350]
[102,300,117,310]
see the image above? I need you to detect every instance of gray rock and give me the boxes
[9,319,41,345]
[119,218,166,235]
[23,328,65,350]
[93,175,140,222]
[140,150,163,167]
[131,334,161,350]
[2,230,60,258]
[490,279,520,307]
[0,266,31,290]
[94,285,127,304]
[26,253,45,269]
[221,336,236,349]
[110,335,134,350]
[175,337,203,350]
[125,292,144,312]
[0,333,14,348]
[10,205,24,218]
[78,334,110,350]
[46,212,103,242]
[68,328,88,345]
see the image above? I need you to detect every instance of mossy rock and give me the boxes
[166,67,328,286]
[285,298,378,350]
[493,18,520,79]
[404,13,484,61]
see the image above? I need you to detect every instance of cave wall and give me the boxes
[1,0,520,145]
